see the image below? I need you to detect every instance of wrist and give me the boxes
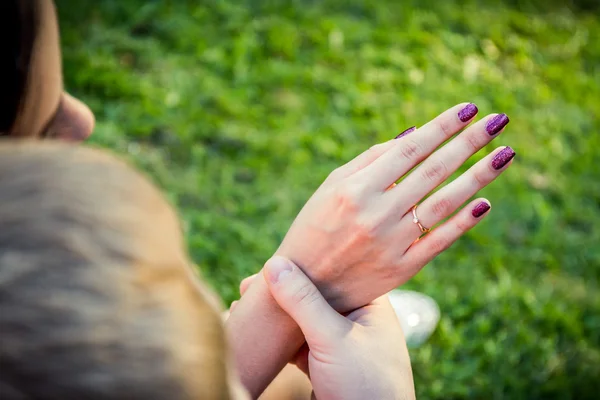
[225,271,304,398]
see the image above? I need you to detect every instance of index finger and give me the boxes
[355,103,479,191]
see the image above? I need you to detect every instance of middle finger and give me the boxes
[355,102,479,191]
[383,113,509,213]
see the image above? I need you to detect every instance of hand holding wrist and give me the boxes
[264,256,416,400]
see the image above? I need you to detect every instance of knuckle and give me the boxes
[472,169,488,188]
[429,237,451,256]
[292,283,321,308]
[362,144,384,164]
[464,133,481,153]
[398,140,423,162]
[438,119,454,139]
[430,197,454,219]
[354,210,388,240]
[334,182,366,209]
[368,143,383,153]
[354,219,380,241]
[422,160,448,182]
[455,217,472,234]
[326,167,344,182]
[360,143,383,159]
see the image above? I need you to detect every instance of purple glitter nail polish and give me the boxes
[491,146,516,170]
[457,103,478,122]
[395,126,416,139]
[486,113,510,136]
[472,201,491,218]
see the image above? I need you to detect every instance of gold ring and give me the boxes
[411,204,430,234]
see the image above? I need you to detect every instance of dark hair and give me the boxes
[0,143,231,399]
[0,0,40,135]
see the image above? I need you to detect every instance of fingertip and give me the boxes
[471,198,492,218]
[491,146,516,170]
[263,256,294,285]
[457,102,479,122]
[486,113,510,136]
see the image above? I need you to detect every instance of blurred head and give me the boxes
[0,0,94,140]
[0,142,248,399]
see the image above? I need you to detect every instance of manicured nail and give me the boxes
[472,201,491,218]
[395,126,416,139]
[458,103,478,122]
[491,146,516,170]
[265,256,293,284]
[486,113,509,135]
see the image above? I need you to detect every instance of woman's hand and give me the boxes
[275,103,511,311]
[263,256,416,400]
[227,103,514,396]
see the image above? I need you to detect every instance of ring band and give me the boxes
[411,204,430,234]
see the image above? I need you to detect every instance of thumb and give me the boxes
[263,256,350,342]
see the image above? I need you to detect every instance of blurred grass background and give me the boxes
[56,0,599,398]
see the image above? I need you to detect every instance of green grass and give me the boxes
[56,0,600,398]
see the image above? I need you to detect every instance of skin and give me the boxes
[14,4,412,398]
[9,0,94,140]
[236,268,416,400]
[263,256,416,400]
[5,2,252,398]
[227,104,514,396]
[21,2,515,397]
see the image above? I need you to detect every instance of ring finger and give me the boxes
[383,113,510,215]
[401,145,515,240]
[398,197,494,280]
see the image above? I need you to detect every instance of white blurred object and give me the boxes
[388,290,440,348]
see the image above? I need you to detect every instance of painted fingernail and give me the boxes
[395,126,416,139]
[472,201,491,218]
[491,146,516,170]
[458,103,478,122]
[265,256,294,284]
[486,113,510,135]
